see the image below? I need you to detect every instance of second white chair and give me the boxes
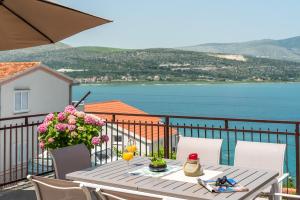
[176,136,223,165]
[234,141,288,200]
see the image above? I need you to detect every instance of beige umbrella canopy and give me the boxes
[0,0,111,51]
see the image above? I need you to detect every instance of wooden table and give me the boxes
[66,157,279,200]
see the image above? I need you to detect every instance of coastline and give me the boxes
[75,80,300,86]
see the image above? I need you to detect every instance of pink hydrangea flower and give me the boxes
[84,114,95,125]
[44,121,52,126]
[64,105,76,115]
[91,136,101,145]
[70,131,78,138]
[68,114,76,120]
[39,141,45,150]
[57,112,66,122]
[101,135,109,143]
[74,111,85,118]
[68,125,76,131]
[68,118,76,125]
[44,113,54,122]
[55,123,67,132]
[48,137,55,143]
[37,123,48,134]
[95,119,105,126]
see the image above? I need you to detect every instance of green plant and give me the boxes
[283,176,295,189]
[150,156,166,167]
[113,147,123,158]
[151,147,176,159]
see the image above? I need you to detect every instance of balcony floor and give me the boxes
[0,174,54,200]
[0,182,35,200]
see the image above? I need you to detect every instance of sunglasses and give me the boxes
[215,176,236,187]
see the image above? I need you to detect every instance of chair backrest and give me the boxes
[176,136,223,165]
[27,175,92,200]
[234,141,286,175]
[50,143,91,179]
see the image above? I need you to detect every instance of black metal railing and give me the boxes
[0,112,299,194]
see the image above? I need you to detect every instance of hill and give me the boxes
[1,43,300,83]
[178,36,300,62]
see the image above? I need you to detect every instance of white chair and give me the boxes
[27,175,92,200]
[176,136,223,165]
[234,141,289,200]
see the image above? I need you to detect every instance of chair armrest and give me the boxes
[277,173,289,183]
[95,188,127,200]
[274,193,300,199]
[75,181,102,189]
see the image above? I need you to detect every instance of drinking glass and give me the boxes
[123,151,134,167]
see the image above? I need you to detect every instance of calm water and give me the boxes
[73,83,300,121]
[73,83,300,178]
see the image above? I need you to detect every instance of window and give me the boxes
[113,135,122,143]
[14,90,29,113]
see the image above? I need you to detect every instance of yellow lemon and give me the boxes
[123,152,133,161]
[126,145,137,153]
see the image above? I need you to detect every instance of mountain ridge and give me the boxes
[177,36,300,62]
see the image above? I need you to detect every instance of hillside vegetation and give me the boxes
[1,43,300,83]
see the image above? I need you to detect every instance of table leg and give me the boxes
[270,182,280,200]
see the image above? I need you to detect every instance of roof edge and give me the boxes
[84,100,123,105]
[0,63,74,85]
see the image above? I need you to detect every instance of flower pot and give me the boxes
[50,144,91,179]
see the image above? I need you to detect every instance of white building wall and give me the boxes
[102,124,151,157]
[101,124,177,159]
[0,69,71,177]
[0,69,70,119]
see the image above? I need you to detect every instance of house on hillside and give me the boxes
[0,62,74,124]
[85,100,177,161]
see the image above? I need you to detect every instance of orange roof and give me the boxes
[0,62,40,80]
[85,100,176,141]
[0,62,73,85]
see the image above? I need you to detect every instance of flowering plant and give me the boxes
[38,105,108,150]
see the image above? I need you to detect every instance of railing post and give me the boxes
[296,123,300,194]
[225,120,230,165]
[225,120,229,129]
[112,114,116,122]
[164,116,170,159]
[24,117,28,126]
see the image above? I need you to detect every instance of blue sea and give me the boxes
[73,83,300,179]
[73,83,300,121]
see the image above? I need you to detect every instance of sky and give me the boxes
[57,0,300,49]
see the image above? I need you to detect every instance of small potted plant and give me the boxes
[149,156,167,172]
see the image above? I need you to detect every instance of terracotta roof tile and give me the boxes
[85,100,176,141]
[0,62,40,80]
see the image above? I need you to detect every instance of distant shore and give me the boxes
[75,80,300,86]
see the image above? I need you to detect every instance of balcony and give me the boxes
[0,112,298,198]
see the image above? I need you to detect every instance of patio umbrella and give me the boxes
[0,0,111,51]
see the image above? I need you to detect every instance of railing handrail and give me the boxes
[0,111,299,125]
[85,111,300,125]
[0,113,48,121]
